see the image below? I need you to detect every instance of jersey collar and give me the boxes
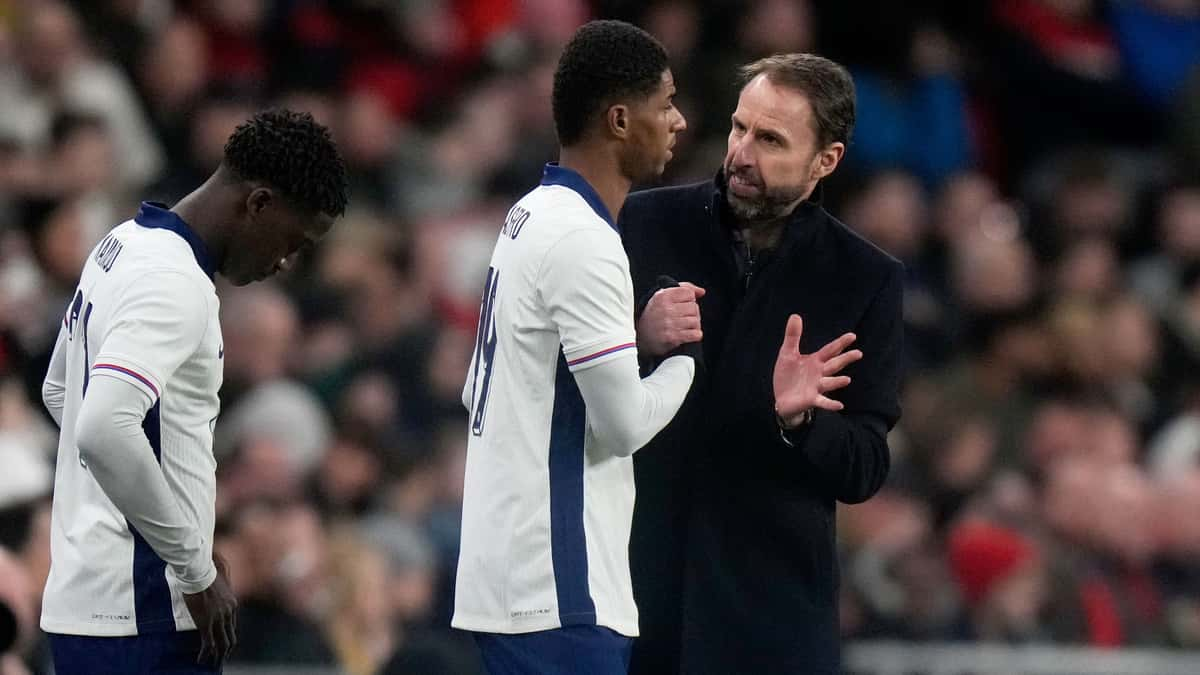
[540,163,617,233]
[135,202,217,280]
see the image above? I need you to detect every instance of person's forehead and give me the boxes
[655,68,675,93]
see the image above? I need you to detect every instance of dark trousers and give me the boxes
[49,631,221,675]
[473,625,633,675]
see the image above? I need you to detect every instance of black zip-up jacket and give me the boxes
[620,174,903,675]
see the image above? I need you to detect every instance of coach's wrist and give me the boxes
[776,405,814,430]
[775,406,813,448]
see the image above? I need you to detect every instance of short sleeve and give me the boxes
[91,270,210,401]
[540,229,638,372]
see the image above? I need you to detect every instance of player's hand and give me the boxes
[636,282,705,357]
[773,315,861,427]
[183,553,237,666]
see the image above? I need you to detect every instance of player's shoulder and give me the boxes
[114,220,212,271]
[94,221,215,298]
[518,184,620,251]
[523,184,611,229]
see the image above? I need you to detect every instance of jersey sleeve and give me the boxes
[41,325,68,428]
[539,228,638,372]
[91,270,210,400]
[572,351,695,457]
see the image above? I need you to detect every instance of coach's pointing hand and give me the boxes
[637,282,705,357]
[184,553,237,665]
[773,314,861,428]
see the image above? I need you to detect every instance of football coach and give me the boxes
[620,53,904,675]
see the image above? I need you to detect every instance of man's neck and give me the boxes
[559,145,631,225]
[172,174,231,271]
[739,219,788,254]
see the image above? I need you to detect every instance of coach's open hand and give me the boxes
[773,314,862,428]
[637,282,705,357]
[184,553,237,665]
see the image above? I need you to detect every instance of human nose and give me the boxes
[729,136,753,169]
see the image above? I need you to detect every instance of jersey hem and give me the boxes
[40,615,179,637]
[450,612,638,637]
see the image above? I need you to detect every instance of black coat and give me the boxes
[620,176,904,675]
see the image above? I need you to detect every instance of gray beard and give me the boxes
[725,186,806,226]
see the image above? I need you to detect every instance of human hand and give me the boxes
[183,553,237,665]
[636,280,705,357]
[773,315,861,427]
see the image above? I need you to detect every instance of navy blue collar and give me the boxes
[135,202,217,279]
[540,163,617,232]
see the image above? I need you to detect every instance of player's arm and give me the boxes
[542,229,695,457]
[75,376,216,591]
[74,270,216,592]
[573,352,693,456]
[41,325,68,427]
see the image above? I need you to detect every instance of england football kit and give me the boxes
[453,164,695,649]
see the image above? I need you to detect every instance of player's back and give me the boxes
[454,165,642,637]
[42,203,223,637]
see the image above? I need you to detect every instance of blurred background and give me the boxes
[0,0,1199,674]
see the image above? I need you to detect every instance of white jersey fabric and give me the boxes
[452,164,693,637]
[40,202,222,636]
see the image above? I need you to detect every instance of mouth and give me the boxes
[728,172,761,197]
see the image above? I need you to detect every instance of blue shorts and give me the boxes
[473,625,632,675]
[49,631,221,675]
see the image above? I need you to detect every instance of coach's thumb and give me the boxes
[780,314,803,354]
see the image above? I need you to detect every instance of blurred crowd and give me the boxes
[0,0,1199,673]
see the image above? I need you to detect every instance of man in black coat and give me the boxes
[621,54,904,674]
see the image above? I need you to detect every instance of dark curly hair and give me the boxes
[552,20,669,146]
[222,109,349,217]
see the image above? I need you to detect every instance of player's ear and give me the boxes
[607,104,630,140]
[246,187,272,219]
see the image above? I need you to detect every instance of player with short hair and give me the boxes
[40,109,347,674]
[452,19,698,675]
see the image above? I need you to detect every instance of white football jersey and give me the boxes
[41,202,223,636]
[453,164,647,637]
